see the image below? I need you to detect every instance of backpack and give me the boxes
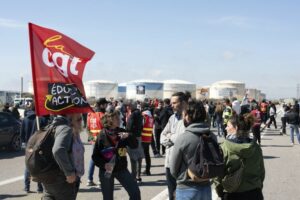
[25,122,62,183]
[188,133,224,181]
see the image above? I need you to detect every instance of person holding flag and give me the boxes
[28,23,94,200]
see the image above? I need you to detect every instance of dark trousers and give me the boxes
[252,124,261,144]
[154,128,162,154]
[42,174,76,200]
[222,124,228,138]
[261,113,268,124]
[223,188,263,200]
[281,117,287,134]
[130,158,142,179]
[150,134,158,155]
[267,115,277,129]
[142,143,151,172]
[166,168,176,200]
[99,169,141,200]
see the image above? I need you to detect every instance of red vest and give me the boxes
[87,112,105,143]
[141,114,154,143]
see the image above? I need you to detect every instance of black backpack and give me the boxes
[188,133,224,180]
[25,123,61,183]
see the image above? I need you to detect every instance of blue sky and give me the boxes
[0,0,299,99]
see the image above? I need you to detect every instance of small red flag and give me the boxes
[28,23,94,116]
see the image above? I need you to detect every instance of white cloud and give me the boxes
[208,16,251,28]
[223,51,235,60]
[0,18,26,29]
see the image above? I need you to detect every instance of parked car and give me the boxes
[0,112,21,151]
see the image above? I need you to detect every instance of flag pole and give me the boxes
[36,116,40,131]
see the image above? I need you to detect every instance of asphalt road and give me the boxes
[0,119,299,200]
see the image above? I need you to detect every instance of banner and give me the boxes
[28,23,95,116]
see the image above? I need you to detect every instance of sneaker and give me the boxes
[291,143,294,146]
[86,180,97,186]
[37,190,43,194]
[97,181,101,186]
[136,177,142,183]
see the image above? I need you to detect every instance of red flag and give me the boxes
[28,23,95,116]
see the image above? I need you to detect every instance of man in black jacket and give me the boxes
[285,106,300,146]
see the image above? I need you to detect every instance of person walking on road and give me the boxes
[92,111,141,200]
[285,106,300,146]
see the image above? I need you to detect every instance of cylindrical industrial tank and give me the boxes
[118,83,127,99]
[209,80,245,100]
[84,80,118,99]
[163,80,196,99]
[126,80,163,101]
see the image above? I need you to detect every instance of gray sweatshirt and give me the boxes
[169,123,217,188]
[52,116,75,177]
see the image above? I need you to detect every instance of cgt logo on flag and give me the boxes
[29,23,95,116]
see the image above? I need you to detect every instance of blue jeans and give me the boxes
[176,185,211,200]
[99,169,141,200]
[88,145,96,181]
[24,168,43,192]
[88,159,95,181]
[290,124,300,144]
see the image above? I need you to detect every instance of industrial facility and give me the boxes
[83,80,118,100]
[28,79,266,101]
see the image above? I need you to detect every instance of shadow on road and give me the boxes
[261,144,291,148]
[263,155,280,159]
[151,164,165,168]
[0,150,24,159]
[0,194,27,199]
[139,179,166,187]
[79,186,122,193]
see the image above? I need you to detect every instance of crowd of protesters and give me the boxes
[2,92,300,200]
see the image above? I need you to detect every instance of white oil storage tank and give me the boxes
[163,80,196,99]
[84,80,118,99]
[118,83,127,99]
[126,80,163,101]
[209,80,245,100]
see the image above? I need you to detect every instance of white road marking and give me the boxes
[0,176,23,187]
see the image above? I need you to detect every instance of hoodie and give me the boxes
[169,123,217,188]
[214,139,265,194]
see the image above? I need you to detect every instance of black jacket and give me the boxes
[286,111,300,125]
[126,109,143,137]
[159,106,173,130]
[20,113,36,143]
[92,128,137,172]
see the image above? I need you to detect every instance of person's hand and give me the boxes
[118,132,129,139]
[66,174,76,184]
[105,163,114,172]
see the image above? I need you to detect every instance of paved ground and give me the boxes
[0,118,300,200]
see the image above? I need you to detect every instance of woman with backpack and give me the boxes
[214,114,265,200]
[92,110,141,200]
[170,100,217,200]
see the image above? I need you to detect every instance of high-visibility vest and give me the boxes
[141,114,154,143]
[222,106,232,125]
[87,112,105,143]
